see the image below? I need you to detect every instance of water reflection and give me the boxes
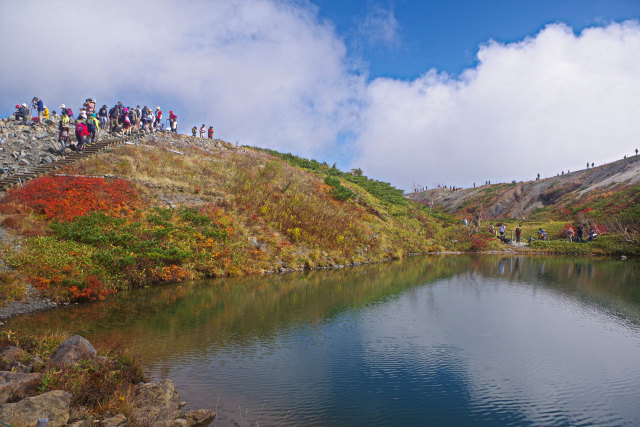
[8,256,640,426]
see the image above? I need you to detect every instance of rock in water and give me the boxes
[49,335,98,366]
[129,379,182,426]
[185,409,216,426]
[0,390,71,426]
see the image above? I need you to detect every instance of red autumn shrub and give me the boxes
[0,176,140,221]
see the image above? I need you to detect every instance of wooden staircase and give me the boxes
[0,132,145,191]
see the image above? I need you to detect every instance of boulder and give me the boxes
[184,409,216,426]
[0,371,42,403]
[49,335,97,366]
[0,345,25,363]
[129,379,181,426]
[0,389,71,426]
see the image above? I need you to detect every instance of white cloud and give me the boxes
[352,21,640,189]
[356,4,400,49]
[2,3,639,191]
[0,0,363,159]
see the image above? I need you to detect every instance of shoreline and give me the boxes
[1,249,630,321]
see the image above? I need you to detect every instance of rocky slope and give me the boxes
[407,155,640,219]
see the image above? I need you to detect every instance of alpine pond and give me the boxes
[9,255,640,426]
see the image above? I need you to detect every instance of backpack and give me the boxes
[75,122,85,134]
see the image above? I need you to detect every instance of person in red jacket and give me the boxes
[75,120,90,151]
[154,107,162,130]
[169,110,177,133]
[207,125,214,139]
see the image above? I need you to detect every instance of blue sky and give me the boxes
[2,1,640,190]
[317,0,640,78]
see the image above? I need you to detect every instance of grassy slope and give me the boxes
[0,134,501,303]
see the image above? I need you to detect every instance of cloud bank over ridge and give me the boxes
[1,1,639,190]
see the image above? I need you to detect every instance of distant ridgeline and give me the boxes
[254,148,407,205]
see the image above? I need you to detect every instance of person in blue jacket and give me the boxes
[32,97,45,125]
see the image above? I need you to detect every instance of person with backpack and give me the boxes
[122,107,131,135]
[515,225,522,243]
[58,113,70,156]
[87,113,100,143]
[154,107,162,129]
[128,108,137,133]
[199,124,206,138]
[75,119,90,151]
[192,126,197,137]
[108,105,119,132]
[208,125,214,139]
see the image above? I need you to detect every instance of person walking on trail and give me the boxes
[515,225,522,243]
[499,223,506,238]
[98,105,108,129]
[208,126,214,139]
[121,108,131,136]
[576,225,584,242]
[108,105,119,132]
[489,223,494,234]
[199,124,206,138]
[75,119,90,151]
[192,126,197,137]
[58,113,70,156]
[87,113,100,143]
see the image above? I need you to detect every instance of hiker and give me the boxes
[489,223,494,234]
[136,106,142,129]
[108,105,119,132]
[75,119,90,151]
[122,108,132,135]
[43,105,50,119]
[98,105,108,129]
[32,97,45,124]
[87,113,100,143]
[192,126,197,137]
[60,104,73,120]
[169,111,178,133]
[576,226,584,243]
[128,108,137,132]
[14,103,30,122]
[589,229,597,242]
[144,108,154,133]
[58,113,70,155]
[462,218,468,226]
[199,124,206,138]
[565,227,574,242]
[515,225,522,243]
[538,228,547,241]
[208,126,214,139]
[154,107,162,129]
[499,223,506,238]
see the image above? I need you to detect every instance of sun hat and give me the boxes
[60,104,66,108]
[156,106,160,109]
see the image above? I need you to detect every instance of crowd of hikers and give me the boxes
[12,96,181,155]
[484,222,598,244]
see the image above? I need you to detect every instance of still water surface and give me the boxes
[10,256,640,426]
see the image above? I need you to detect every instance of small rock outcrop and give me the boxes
[0,370,42,403]
[0,389,72,426]
[49,335,98,366]
[0,335,216,426]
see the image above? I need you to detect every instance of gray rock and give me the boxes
[49,335,98,366]
[99,413,127,426]
[0,389,71,426]
[0,371,42,403]
[184,409,216,426]
[0,345,25,363]
[129,379,181,426]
